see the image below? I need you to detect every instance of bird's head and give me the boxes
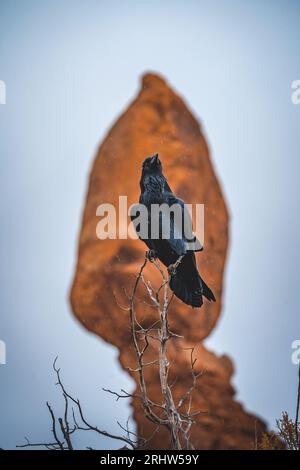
[141,153,162,176]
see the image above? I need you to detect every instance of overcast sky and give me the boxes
[0,0,299,449]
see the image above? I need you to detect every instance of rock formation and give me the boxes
[70,73,266,449]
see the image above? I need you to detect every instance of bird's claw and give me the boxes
[167,264,177,275]
[146,249,157,262]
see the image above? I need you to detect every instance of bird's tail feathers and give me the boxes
[201,277,216,302]
[169,273,203,308]
[169,258,216,307]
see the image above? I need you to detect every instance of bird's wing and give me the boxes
[130,194,202,255]
[130,198,186,255]
[165,194,203,252]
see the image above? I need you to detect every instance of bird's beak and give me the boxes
[151,154,159,166]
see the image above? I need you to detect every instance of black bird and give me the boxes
[131,153,215,308]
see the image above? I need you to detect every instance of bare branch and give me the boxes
[19,255,203,451]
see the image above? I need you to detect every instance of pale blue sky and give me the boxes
[0,0,299,449]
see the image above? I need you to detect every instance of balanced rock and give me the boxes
[70,73,266,449]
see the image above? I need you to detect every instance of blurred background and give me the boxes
[0,0,299,449]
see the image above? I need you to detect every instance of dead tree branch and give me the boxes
[295,364,300,448]
[117,254,204,449]
[17,256,203,450]
[17,358,140,450]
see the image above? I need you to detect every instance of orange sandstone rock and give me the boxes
[70,73,266,449]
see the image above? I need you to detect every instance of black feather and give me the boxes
[132,153,216,308]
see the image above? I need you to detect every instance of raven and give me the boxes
[131,153,215,308]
